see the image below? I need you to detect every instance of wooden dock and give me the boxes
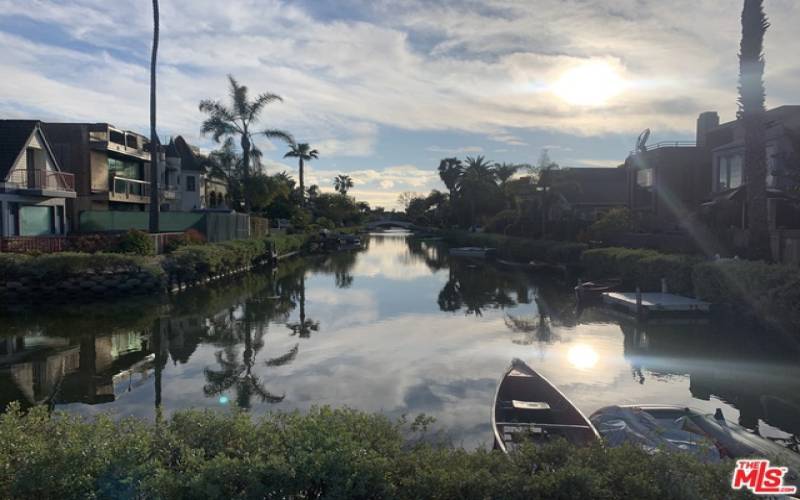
[602,292,711,316]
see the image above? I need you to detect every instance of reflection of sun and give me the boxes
[552,62,625,106]
[567,344,599,370]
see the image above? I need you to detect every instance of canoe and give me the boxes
[449,247,497,259]
[575,279,621,302]
[590,404,800,483]
[492,359,600,454]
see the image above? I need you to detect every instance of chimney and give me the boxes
[696,111,719,147]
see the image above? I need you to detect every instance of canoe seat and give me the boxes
[511,400,551,411]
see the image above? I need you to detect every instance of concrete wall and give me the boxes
[79,211,205,233]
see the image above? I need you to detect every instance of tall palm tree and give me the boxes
[334,174,354,195]
[283,143,319,204]
[493,163,519,187]
[199,76,294,210]
[287,273,319,338]
[437,157,463,199]
[148,0,160,234]
[739,0,771,260]
[457,155,497,225]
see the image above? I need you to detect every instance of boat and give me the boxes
[492,358,600,453]
[449,247,497,259]
[497,259,563,273]
[574,278,621,302]
[590,404,800,483]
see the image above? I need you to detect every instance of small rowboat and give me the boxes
[492,359,599,454]
[575,279,621,302]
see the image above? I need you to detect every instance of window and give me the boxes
[108,157,143,180]
[19,206,54,236]
[636,168,653,188]
[717,154,743,190]
[109,130,125,145]
[186,175,196,192]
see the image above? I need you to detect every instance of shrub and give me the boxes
[315,216,335,230]
[582,247,700,294]
[442,231,587,264]
[0,404,743,500]
[115,229,155,256]
[693,259,800,333]
[164,229,207,254]
[0,252,163,282]
[589,207,638,237]
[290,208,312,230]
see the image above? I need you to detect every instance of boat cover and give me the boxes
[590,406,721,462]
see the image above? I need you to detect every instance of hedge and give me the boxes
[0,252,164,282]
[694,259,800,333]
[581,247,701,295]
[442,231,587,264]
[0,404,744,500]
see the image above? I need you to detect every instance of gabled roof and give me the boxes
[171,135,204,172]
[0,120,40,180]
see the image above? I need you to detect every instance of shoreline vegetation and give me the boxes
[0,404,745,500]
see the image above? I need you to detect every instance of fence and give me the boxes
[0,236,67,253]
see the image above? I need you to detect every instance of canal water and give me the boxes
[1,230,798,449]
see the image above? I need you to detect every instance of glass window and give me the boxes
[186,176,196,192]
[109,130,125,145]
[19,206,54,236]
[728,156,742,188]
[108,157,143,180]
[636,168,653,187]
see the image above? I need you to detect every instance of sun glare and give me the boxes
[567,344,599,370]
[552,62,625,106]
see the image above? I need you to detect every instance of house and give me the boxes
[43,122,157,230]
[703,105,800,230]
[552,167,628,221]
[168,135,229,211]
[0,120,76,240]
[625,112,717,231]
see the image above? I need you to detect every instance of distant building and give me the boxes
[167,135,229,211]
[0,120,76,238]
[553,167,628,221]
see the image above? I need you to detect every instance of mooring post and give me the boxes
[661,277,668,294]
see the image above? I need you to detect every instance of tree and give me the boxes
[397,191,420,210]
[284,143,319,205]
[456,155,498,225]
[528,149,562,237]
[438,157,463,199]
[334,174,354,195]
[493,163,519,187]
[199,76,293,210]
[739,0,772,260]
[148,0,160,234]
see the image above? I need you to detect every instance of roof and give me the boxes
[712,105,800,131]
[0,120,39,179]
[171,135,203,171]
[555,167,628,206]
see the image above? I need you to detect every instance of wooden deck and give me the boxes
[602,292,711,315]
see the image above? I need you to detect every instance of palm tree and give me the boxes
[456,155,497,225]
[286,273,319,338]
[739,0,771,260]
[334,174,354,195]
[283,143,319,205]
[199,76,294,210]
[438,157,463,199]
[148,0,159,234]
[493,163,519,187]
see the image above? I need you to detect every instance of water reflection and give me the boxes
[0,231,798,450]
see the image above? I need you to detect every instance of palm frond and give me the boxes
[249,92,284,121]
[265,344,299,367]
[262,128,294,145]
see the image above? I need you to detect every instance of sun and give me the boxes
[552,62,625,106]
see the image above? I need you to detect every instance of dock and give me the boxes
[602,292,710,316]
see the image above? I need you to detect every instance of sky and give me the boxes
[0,0,798,209]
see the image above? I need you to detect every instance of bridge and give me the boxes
[365,219,419,230]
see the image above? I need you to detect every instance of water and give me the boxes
[1,230,798,448]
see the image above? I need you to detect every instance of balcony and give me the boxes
[161,185,179,201]
[109,175,150,203]
[629,141,697,155]
[4,169,77,198]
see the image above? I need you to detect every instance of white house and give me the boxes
[0,120,76,238]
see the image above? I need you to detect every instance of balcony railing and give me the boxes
[6,169,75,192]
[630,141,697,155]
[110,175,150,201]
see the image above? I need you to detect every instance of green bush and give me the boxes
[693,259,800,332]
[582,247,700,294]
[315,216,335,230]
[267,233,309,255]
[115,229,155,255]
[0,404,744,500]
[589,207,638,237]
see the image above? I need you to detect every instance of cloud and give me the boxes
[426,145,484,154]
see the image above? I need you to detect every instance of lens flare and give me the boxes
[552,62,625,106]
[567,344,599,370]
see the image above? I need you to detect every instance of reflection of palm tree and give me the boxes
[203,325,297,408]
[286,274,319,338]
[504,297,558,345]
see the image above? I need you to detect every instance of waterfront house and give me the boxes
[43,122,155,231]
[553,167,628,221]
[0,120,76,242]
